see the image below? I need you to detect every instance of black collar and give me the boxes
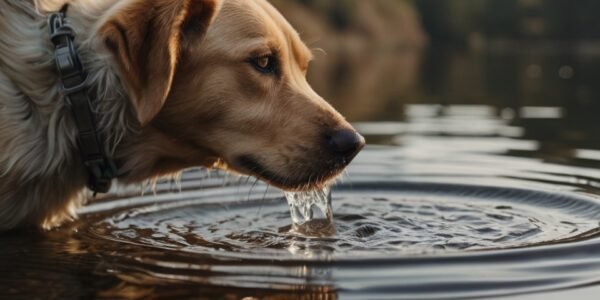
[49,6,116,194]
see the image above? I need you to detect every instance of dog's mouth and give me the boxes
[235,155,344,191]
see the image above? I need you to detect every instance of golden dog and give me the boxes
[0,0,364,230]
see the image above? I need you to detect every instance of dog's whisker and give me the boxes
[234,175,246,195]
[151,178,159,196]
[340,170,354,189]
[175,173,183,193]
[243,175,252,186]
[255,184,271,218]
[247,178,260,202]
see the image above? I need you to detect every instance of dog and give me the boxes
[0,0,365,231]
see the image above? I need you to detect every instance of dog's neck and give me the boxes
[0,0,220,229]
[0,0,141,229]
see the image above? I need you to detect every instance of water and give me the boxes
[2,104,599,299]
[90,180,600,260]
[284,188,335,236]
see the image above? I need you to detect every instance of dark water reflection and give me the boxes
[3,48,600,299]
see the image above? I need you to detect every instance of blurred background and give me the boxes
[270,0,600,122]
[269,0,600,166]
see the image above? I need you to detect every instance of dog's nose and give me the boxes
[328,129,366,160]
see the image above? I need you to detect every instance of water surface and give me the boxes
[3,103,600,299]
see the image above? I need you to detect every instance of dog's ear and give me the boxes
[98,0,219,126]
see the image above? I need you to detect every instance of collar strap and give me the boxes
[49,6,116,193]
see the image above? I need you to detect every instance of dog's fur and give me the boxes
[0,0,359,231]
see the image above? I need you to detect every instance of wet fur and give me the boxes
[0,0,355,230]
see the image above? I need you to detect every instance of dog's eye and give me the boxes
[257,56,270,69]
[250,55,277,74]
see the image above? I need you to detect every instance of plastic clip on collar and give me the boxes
[49,6,116,194]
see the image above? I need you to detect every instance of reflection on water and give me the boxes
[92,183,600,259]
[4,100,600,298]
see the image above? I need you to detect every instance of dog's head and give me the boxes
[99,0,364,190]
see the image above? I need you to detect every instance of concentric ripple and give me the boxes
[70,105,600,299]
[90,182,600,260]
[80,175,600,299]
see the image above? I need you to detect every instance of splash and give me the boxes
[284,187,335,236]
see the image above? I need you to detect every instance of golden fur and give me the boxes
[0,0,360,230]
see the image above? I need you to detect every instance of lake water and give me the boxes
[2,50,600,299]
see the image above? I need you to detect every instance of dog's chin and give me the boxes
[234,155,341,191]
